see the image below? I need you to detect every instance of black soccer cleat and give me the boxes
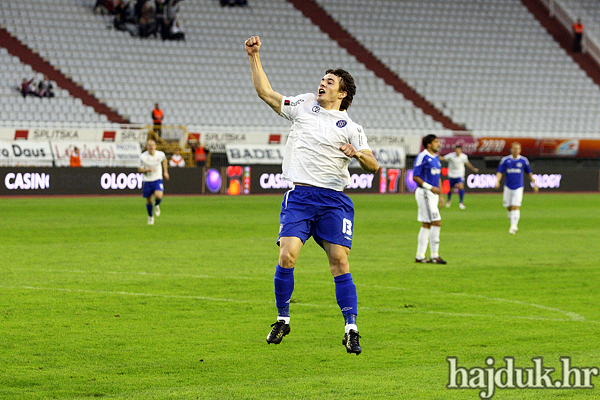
[415,257,430,263]
[342,330,362,355]
[266,320,290,344]
[430,256,447,264]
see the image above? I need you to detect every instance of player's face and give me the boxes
[317,74,345,105]
[429,138,440,152]
[147,141,156,153]
[455,147,462,155]
[511,144,521,157]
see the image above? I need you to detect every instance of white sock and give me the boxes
[507,210,512,220]
[345,323,358,333]
[511,210,520,227]
[416,227,430,259]
[277,316,290,324]
[429,225,441,258]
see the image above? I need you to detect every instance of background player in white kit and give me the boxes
[494,142,538,234]
[412,134,446,264]
[245,35,379,355]
[138,139,169,225]
[440,145,479,209]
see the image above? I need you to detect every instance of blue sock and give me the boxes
[146,203,153,216]
[447,192,452,202]
[274,264,294,318]
[334,273,357,321]
[155,198,162,206]
[459,189,465,203]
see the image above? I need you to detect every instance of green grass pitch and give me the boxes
[0,192,599,399]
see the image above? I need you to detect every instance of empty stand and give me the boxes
[0,0,444,131]
[0,47,109,125]
[2,0,600,136]
[316,0,600,135]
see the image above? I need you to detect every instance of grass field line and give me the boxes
[369,284,586,322]
[2,284,598,325]
[5,268,590,323]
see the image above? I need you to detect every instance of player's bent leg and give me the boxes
[154,191,163,217]
[323,241,361,355]
[278,236,303,269]
[145,195,154,224]
[267,237,303,345]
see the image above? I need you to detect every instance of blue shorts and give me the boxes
[278,185,354,249]
[142,180,164,198]
[449,177,464,187]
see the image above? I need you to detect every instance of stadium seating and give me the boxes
[315,0,600,136]
[0,47,109,125]
[0,0,444,131]
[1,0,600,136]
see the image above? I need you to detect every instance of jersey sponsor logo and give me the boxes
[285,99,304,107]
[312,106,320,113]
[336,120,347,128]
[506,168,522,173]
[430,167,441,175]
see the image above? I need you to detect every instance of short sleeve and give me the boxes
[349,124,370,152]
[523,158,531,174]
[497,159,506,173]
[279,93,310,122]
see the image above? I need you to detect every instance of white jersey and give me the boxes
[139,150,166,182]
[444,152,470,179]
[279,93,371,191]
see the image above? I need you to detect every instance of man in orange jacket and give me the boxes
[151,102,164,137]
[573,18,584,52]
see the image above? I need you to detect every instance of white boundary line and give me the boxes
[0,283,597,324]
[23,268,589,322]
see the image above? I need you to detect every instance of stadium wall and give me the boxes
[0,166,597,196]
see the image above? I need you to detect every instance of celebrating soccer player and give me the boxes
[412,134,446,264]
[245,35,379,355]
[494,142,539,234]
[138,139,169,225]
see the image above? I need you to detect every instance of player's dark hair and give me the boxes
[455,145,462,149]
[422,134,437,149]
[326,68,355,111]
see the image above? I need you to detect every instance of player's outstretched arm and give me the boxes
[245,36,283,114]
[466,161,479,172]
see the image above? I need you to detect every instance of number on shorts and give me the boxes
[342,218,353,236]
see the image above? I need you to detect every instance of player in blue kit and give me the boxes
[494,142,539,234]
[245,35,379,355]
[412,134,446,264]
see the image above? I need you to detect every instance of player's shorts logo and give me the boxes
[336,120,347,128]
